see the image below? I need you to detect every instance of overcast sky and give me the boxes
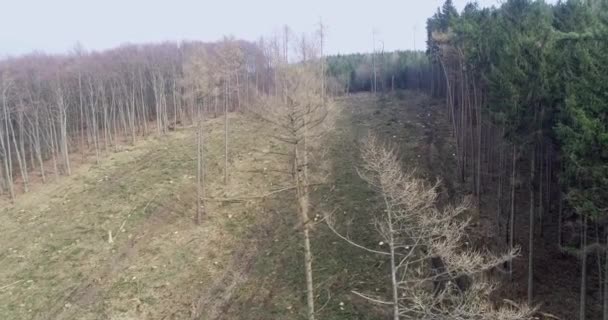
[0,0,505,57]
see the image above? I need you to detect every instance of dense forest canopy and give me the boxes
[426,0,608,318]
[427,0,608,226]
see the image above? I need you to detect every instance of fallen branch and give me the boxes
[114,191,159,239]
[205,183,327,202]
[324,210,390,256]
[315,288,332,314]
[204,186,296,202]
[0,279,24,291]
[351,290,393,305]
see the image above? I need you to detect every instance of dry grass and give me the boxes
[0,91,461,320]
[211,91,460,320]
[0,113,288,320]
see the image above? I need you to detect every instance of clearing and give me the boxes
[0,91,474,320]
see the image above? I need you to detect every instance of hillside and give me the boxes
[0,112,291,319]
[0,91,469,320]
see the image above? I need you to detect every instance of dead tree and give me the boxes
[254,62,328,320]
[217,37,244,185]
[0,75,14,200]
[327,134,534,320]
[182,45,212,224]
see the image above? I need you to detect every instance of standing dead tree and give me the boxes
[0,39,271,200]
[327,134,534,320]
[0,74,15,201]
[216,37,244,185]
[182,46,213,224]
[254,61,328,320]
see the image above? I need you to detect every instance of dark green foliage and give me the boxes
[326,51,431,93]
[553,1,608,221]
[427,0,608,222]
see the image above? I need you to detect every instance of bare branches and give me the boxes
[252,31,333,320]
[329,133,533,320]
[0,38,271,200]
[324,210,391,256]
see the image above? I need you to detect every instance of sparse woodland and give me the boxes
[1,1,607,320]
[0,38,269,201]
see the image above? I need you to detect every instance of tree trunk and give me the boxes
[139,70,148,135]
[295,144,315,320]
[79,73,86,159]
[558,190,563,248]
[57,91,71,176]
[224,78,229,185]
[497,125,505,235]
[476,84,481,203]
[539,146,544,238]
[9,109,27,192]
[16,109,29,192]
[236,72,241,111]
[1,87,14,200]
[49,116,59,179]
[509,145,517,280]
[602,234,608,320]
[196,100,205,225]
[528,150,535,305]
[34,111,45,183]
[384,193,400,320]
[580,215,587,320]
[302,220,315,320]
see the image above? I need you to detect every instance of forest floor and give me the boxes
[0,91,578,319]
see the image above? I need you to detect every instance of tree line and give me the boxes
[0,38,274,201]
[426,0,608,318]
[0,26,332,319]
[326,50,431,94]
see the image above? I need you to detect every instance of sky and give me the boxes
[0,0,505,57]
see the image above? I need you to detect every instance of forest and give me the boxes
[327,0,608,318]
[326,50,430,93]
[0,38,271,199]
[0,0,606,319]
[424,1,608,319]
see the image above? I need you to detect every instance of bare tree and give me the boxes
[317,19,326,101]
[254,58,328,320]
[217,37,244,185]
[327,134,533,320]
[182,46,212,224]
[0,74,15,200]
[0,39,270,200]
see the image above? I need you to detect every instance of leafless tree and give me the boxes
[0,73,15,200]
[0,38,268,200]
[216,37,244,185]
[182,46,213,224]
[327,134,534,320]
[253,51,328,319]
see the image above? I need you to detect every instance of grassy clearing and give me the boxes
[0,113,288,320]
[0,91,453,320]
[217,91,454,319]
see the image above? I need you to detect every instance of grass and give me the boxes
[215,91,452,320]
[0,113,290,320]
[0,91,452,320]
